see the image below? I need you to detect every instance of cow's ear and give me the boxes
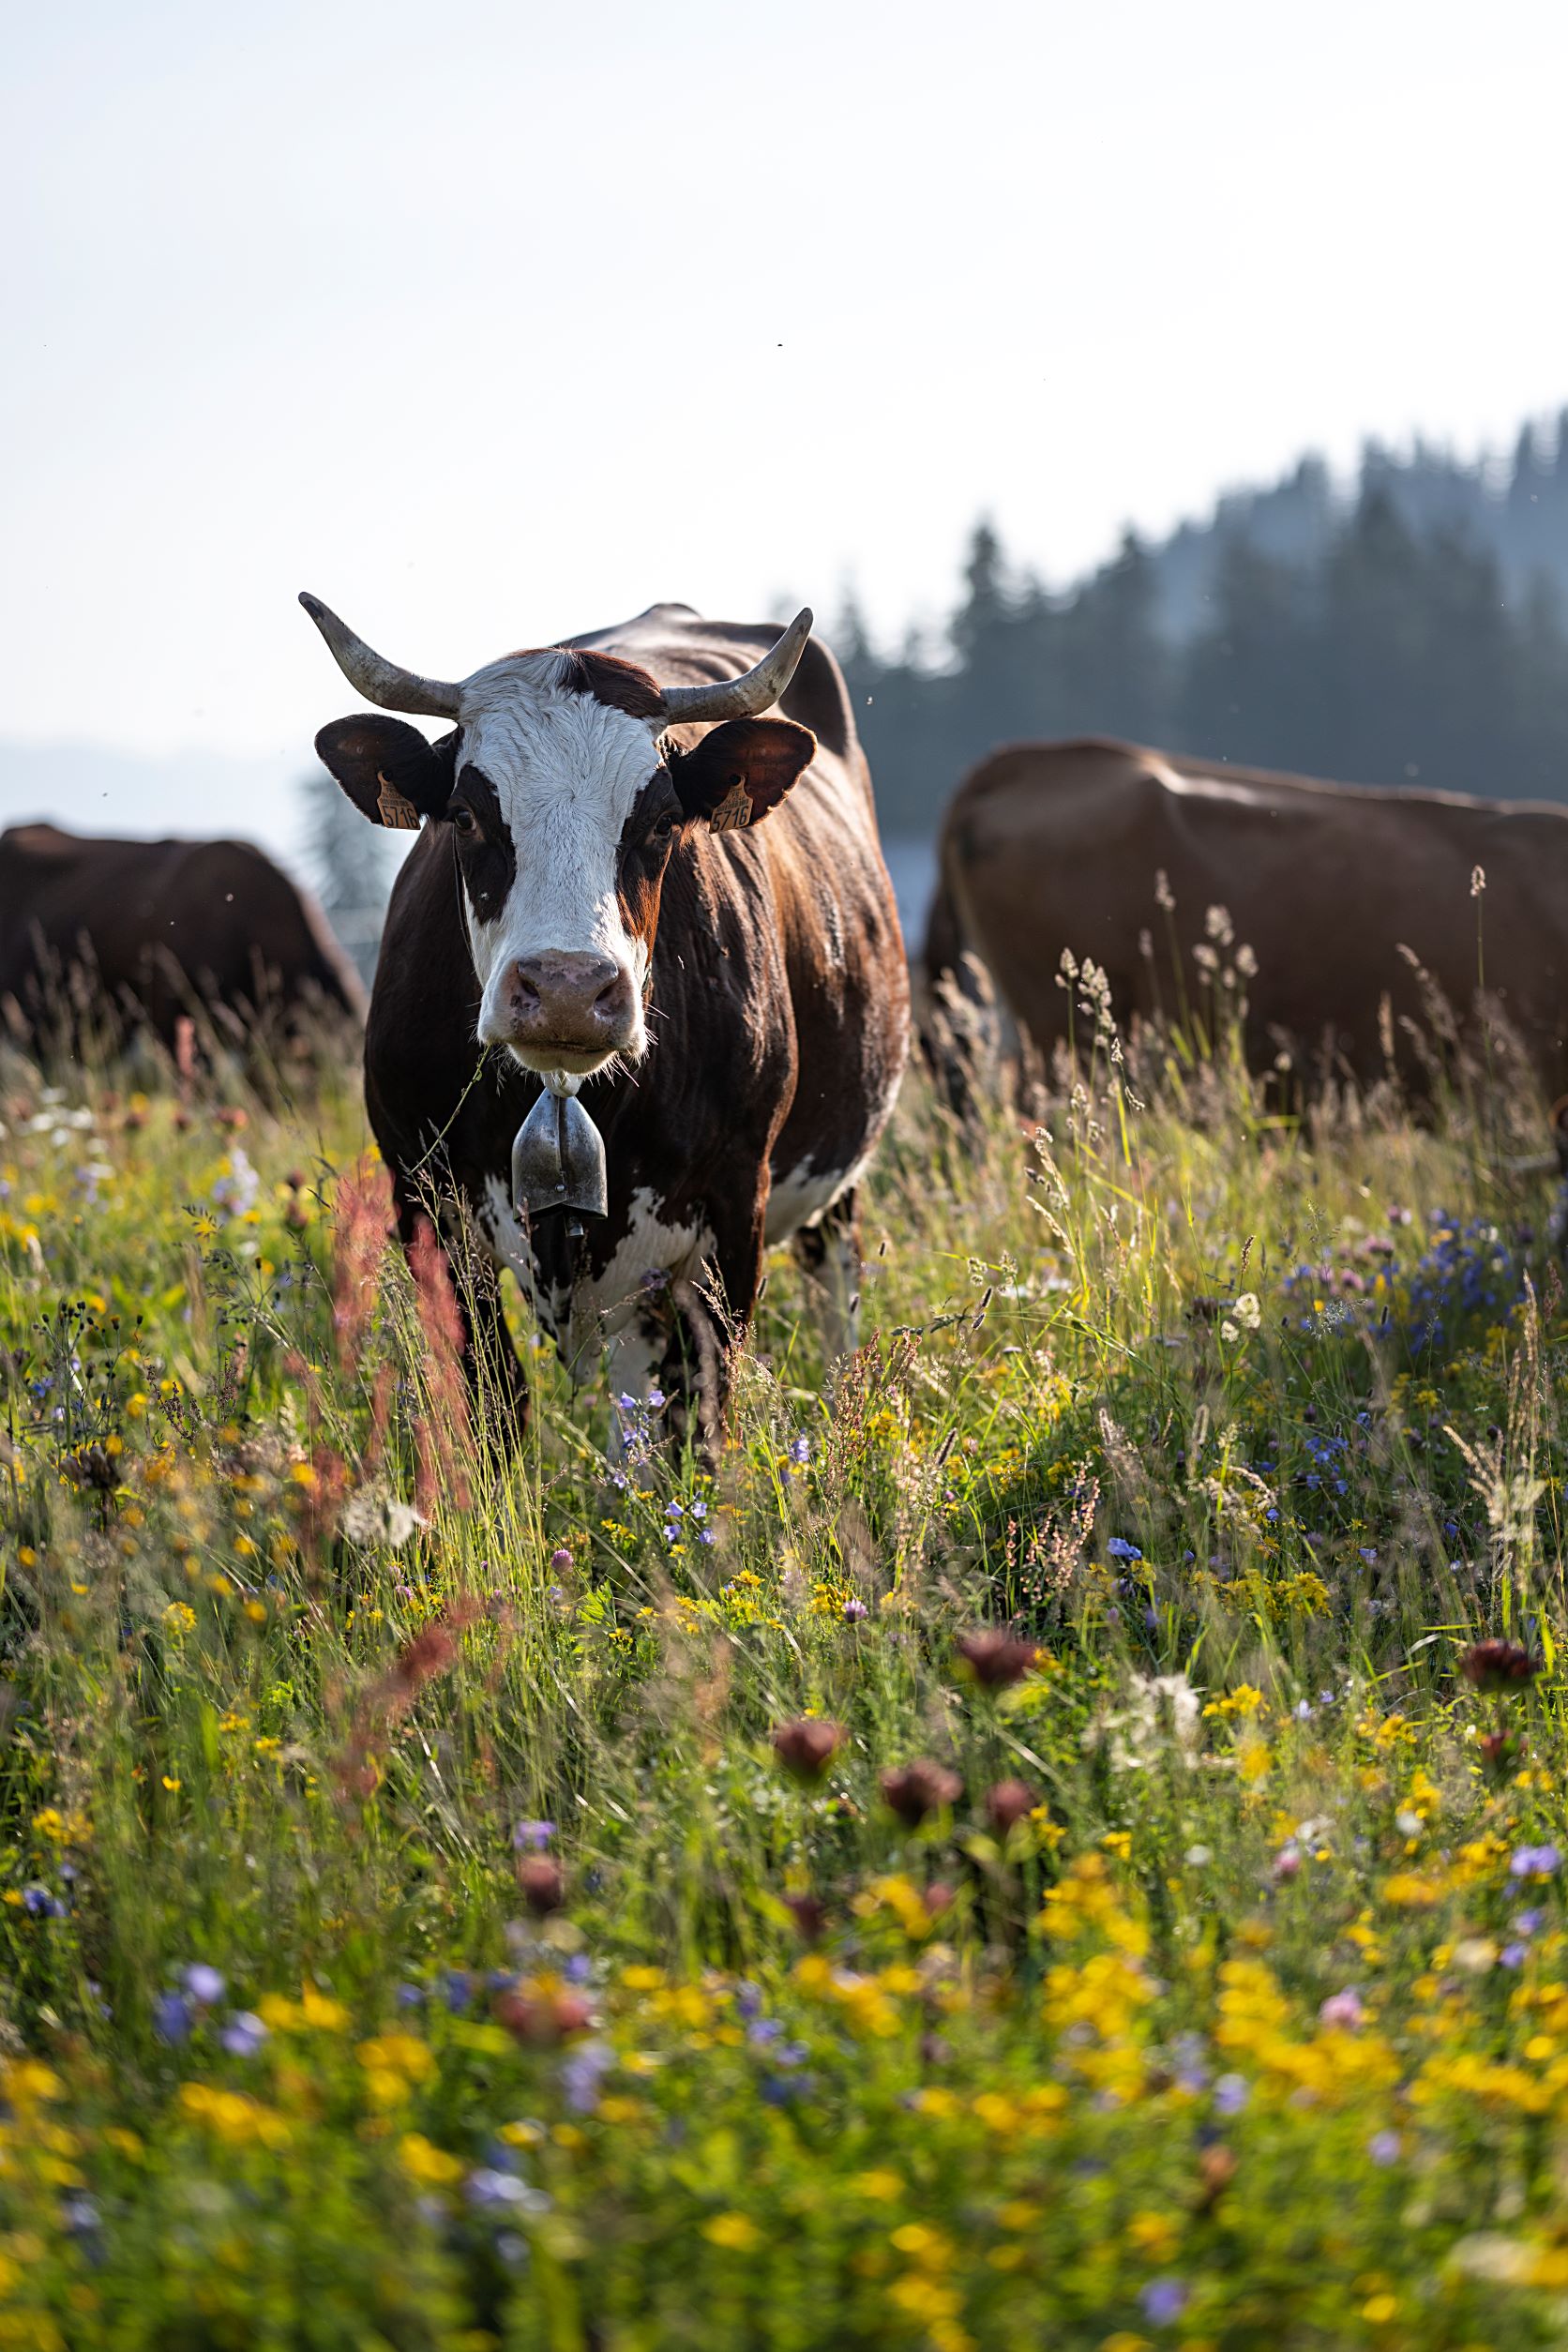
[314,716,457,830]
[670,718,816,834]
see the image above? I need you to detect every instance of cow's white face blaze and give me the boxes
[454,655,665,1079]
[304,597,822,1085]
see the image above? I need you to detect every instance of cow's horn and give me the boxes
[298,594,462,719]
[658,609,813,724]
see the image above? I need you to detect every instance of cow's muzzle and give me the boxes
[484,951,639,1074]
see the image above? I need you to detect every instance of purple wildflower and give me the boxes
[561,2039,613,2114]
[1510,1844,1561,1878]
[1140,2279,1189,2325]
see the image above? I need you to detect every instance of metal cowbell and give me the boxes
[511,1086,609,1223]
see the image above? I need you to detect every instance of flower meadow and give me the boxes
[7,990,1568,2349]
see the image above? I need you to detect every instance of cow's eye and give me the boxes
[652,809,676,841]
[449,805,478,838]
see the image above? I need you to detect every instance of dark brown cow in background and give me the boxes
[0,823,366,1055]
[925,738,1568,1092]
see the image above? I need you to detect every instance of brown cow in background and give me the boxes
[925,738,1568,1093]
[0,824,365,1057]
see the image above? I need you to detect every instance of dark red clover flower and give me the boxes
[516,1854,565,1917]
[880,1759,962,1828]
[782,1892,828,1945]
[957,1629,1039,1690]
[1460,1640,1538,1693]
[493,1985,593,2046]
[771,1717,845,1783]
[985,1779,1038,1836]
[1478,1729,1527,1779]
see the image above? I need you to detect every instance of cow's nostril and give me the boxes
[594,972,630,1016]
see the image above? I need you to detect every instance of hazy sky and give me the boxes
[6,0,1568,824]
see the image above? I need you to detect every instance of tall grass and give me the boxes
[0,967,1565,2346]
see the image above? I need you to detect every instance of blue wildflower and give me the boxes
[464,2167,550,2214]
[153,1992,192,2044]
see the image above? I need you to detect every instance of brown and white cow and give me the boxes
[303,595,909,1444]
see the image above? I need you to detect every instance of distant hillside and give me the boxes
[1149,416,1568,641]
[842,412,1568,840]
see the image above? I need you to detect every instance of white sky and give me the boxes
[5,0,1568,822]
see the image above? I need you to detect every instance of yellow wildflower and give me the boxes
[399,2133,463,2187]
[701,2211,761,2251]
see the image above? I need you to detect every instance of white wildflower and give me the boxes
[341,1486,425,1548]
[1085,1672,1202,1772]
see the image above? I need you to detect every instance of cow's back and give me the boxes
[935,740,1568,1085]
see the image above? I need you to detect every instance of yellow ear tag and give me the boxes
[375,772,422,831]
[709,780,753,834]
